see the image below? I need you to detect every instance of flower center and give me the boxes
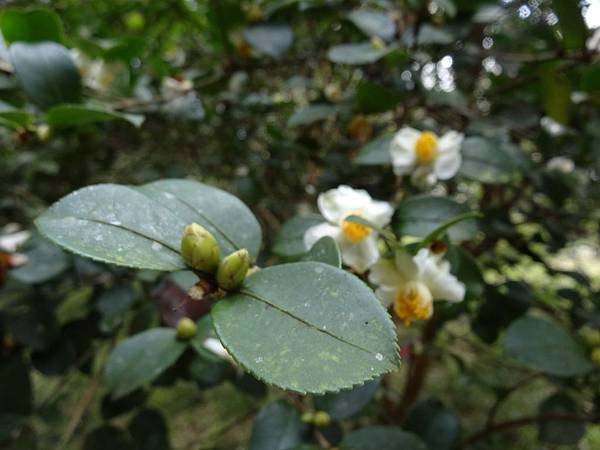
[414,131,439,165]
[393,282,433,326]
[341,211,372,243]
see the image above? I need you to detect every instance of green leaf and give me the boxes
[288,103,339,127]
[273,214,324,259]
[9,236,69,284]
[302,236,341,267]
[314,378,380,420]
[393,195,478,241]
[355,81,402,114]
[541,69,571,125]
[340,426,427,450]
[9,41,82,110]
[327,43,392,65]
[459,137,518,183]
[504,317,593,377]
[211,262,398,394]
[354,134,393,165]
[0,110,34,129]
[417,212,481,250]
[248,401,303,450]
[45,104,144,128]
[538,394,586,445]
[0,8,64,44]
[35,180,262,271]
[553,0,587,50]
[404,399,460,450]
[581,62,600,92]
[105,328,187,398]
[347,10,396,41]
[244,24,293,57]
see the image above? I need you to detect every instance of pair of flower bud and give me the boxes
[180,223,250,291]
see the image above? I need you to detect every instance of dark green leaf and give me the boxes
[0,354,32,415]
[248,401,303,450]
[9,236,68,284]
[273,214,323,258]
[553,0,587,50]
[83,426,134,450]
[418,212,481,250]
[340,426,427,450]
[355,81,402,114]
[404,399,460,450]
[35,180,261,271]
[288,103,339,127]
[302,236,341,267]
[105,328,187,398]
[0,8,64,44]
[393,195,478,241]
[129,408,170,450]
[244,24,293,57]
[9,41,82,110]
[354,134,393,166]
[541,69,571,125]
[327,43,391,65]
[504,317,593,377]
[538,394,586,445]
[45,104,144,128]
[212,262,399,394]
[459,137,518,183]
[347,10,396,41]
[314,378,380,420]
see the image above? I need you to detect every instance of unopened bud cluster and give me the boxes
[301,410,331,428]
[580,326,600,368]
[180,223,250,291]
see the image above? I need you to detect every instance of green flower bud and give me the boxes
[580,326,600,348]
[176,317,197,340]
[301,412,314,423]
[591,347,600,368]
[216,248,250,290]
[313,411,331,428]
[180,223,220,272]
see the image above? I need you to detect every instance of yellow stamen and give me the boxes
[341,211,371,243]
[393,283,433,326]
[415,131,439,165]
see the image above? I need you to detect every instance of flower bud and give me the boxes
[313,411,331,428]
[176,317,197,340]
[180,223,220,272]
[591,347,600,368]
[370,36,386,49]
[216,248,250,290]
[580,326,600,348]
[301,412,314,423]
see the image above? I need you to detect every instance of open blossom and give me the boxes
[389,127,464,186]
[304,185,393,273]
[369,248,465,325]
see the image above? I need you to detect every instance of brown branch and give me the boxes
[460,413,600,448]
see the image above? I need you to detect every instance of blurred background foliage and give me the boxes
[1,0,600,449]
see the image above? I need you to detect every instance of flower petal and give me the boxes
[317,185,372,223]
[434,151,462,180]
[437,131,464,154]
[390,127,419,175]
[364,200,394,228]
[375,286,397,308]
[369,258,401,287]
[304,222,340,250]
[339,234,379,273]
[415,249,465,302]
[395,249,419,280]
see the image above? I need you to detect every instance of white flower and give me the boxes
[389,127,464,186]
[369,248,465,325]
[304,185,393,273]
[587,28,600,53]
[546,156,574,174]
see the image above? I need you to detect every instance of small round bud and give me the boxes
[313,411,331,428]
[301,412,314,423]
[580,326,600,348]
[176,317,197,340]
[216,248,250,291]
[180,223,220,273]
[591,347,600,368]
[370,36,386,50]
[125,11,145,30]
[36,124,51,141]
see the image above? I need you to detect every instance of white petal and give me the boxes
[339,234,379,273]
[416,249,465,302]
[317,185,372,223]
[375,286,397,308]
[434,151,462,180]
[369,258,401,287]
[390,128,419,175]
[395,249,419,280]
[304,222,340,250]
[437,131,464,154]
[364,199,394,228]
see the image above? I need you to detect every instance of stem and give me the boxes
[397,319,441,418]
